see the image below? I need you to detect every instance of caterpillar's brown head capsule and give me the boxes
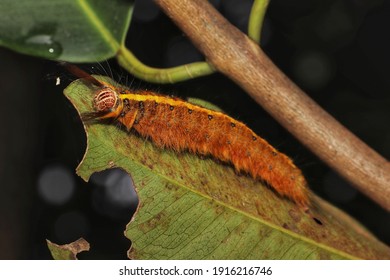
[93,87,118,112]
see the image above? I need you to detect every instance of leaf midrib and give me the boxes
[76,0,120,51]
[87,128,357,260]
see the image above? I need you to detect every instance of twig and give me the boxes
[248,0,269,43]
[116,45,215,83]
[154,0,390,211]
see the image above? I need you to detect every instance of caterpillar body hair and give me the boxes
[66,64,310,207]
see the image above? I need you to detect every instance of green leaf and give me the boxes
[47,238,90,260]
[186,97,224,112]
[0,0,133,61]
[64,77,390,260]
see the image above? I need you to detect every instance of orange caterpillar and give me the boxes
[64,64,310,207]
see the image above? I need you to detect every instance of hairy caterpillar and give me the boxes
[64,63,310,207]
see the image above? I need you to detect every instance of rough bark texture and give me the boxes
[154,0,390,211]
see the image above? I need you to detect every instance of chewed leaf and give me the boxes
[47,238,90,260]
[64,77,390,259]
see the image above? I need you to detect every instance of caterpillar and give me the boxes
[64,63,310,207]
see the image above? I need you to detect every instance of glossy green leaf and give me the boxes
[0,0,133,62]
[64,77,390,260]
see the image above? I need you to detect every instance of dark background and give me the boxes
[0,0,389,259]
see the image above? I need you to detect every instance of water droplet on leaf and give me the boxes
[24,33,62,58]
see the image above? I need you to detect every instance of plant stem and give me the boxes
[248,0,270,43]
[154,0,390,211]
[116,45,215,83]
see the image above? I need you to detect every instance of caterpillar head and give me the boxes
[93,87,119,112]
[61,62,123,121]
[82,85,123,122]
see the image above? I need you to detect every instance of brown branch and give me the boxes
[154,0,390,211]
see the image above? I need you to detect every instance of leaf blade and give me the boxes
[47,238,90,260]
[0,0,133,61]
[64,77,390,260]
